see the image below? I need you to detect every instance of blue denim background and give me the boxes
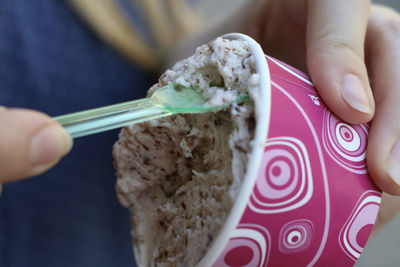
[0,1,155,266]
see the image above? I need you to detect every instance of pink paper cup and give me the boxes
[196,33,381,267]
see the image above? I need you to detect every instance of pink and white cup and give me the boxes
[196,33,381,267]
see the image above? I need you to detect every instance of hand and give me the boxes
[0,107,72,184]
[248,0,400,230]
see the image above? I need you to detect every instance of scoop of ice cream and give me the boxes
[113,37,258,267]
[152,38,257,106]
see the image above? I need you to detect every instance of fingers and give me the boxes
[0,108,72,183]
[306,0,374,124]
[365,5,400,195]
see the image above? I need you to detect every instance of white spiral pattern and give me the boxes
[322,109,368,174]
[279,219,314,253]
[213,224,271,267]
[339,191,381,260]
[249,137,313,214]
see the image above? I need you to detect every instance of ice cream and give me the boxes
[113,37,258,267]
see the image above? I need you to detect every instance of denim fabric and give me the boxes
[0,1,155,266]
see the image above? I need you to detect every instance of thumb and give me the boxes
[0,107,72,183]
[306,0,374,124]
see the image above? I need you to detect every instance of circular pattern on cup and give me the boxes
[213,224,271,267]
[322,110,368,174]
[259,151,297,198]
[339,191,381,260]
[279,219,314,253]
[249,137,313,214]
[336,123,360,152]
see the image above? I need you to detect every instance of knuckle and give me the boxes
[383,17,400,39]
[370,6,400,42]
[314,30,362,58]
[320,37,354,52]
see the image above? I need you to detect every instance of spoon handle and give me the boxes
[54,98,172,138]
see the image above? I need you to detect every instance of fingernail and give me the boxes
[341,74,372,114]
[30,125,73,167]
[385,140,400,186]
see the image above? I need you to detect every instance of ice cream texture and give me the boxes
[113,37,259,267]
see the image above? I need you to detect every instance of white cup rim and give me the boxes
[196,33,271,267]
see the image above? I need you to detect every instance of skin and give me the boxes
[1,0,400,234]
[247,0,400,234]
[0,108,72,182]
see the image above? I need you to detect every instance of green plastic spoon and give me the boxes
[54,83,249,138]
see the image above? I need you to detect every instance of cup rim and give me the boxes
[196,33,271,266]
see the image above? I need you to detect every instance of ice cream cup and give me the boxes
[196,33,381,267]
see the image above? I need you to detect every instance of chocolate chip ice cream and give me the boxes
[113,37,258,267]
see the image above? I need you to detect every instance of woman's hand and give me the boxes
[0,107,72,183]
[249,0,400,231]
[251,0,400,194]
[250,0,374,122]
